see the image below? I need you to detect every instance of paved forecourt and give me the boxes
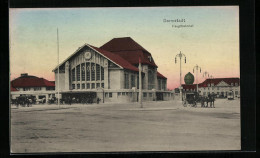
[10,99,240,153]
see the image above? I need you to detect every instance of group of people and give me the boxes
[199,94,215,108]
[12,96,36,107]
[57,95,100,105]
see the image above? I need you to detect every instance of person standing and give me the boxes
[212,95,215,108]
[201,96,205,108]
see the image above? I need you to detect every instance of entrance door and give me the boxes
[156,92,163,101]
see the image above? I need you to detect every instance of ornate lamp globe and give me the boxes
[184,72,195,85]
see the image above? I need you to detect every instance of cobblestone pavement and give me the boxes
[10,99,240,153]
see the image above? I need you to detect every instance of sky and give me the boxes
[9,6,239,90]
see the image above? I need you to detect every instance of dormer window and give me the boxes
[231,83,234,86]
[211,83,214,86]
[208,84,210,87]
[235,83,238,86]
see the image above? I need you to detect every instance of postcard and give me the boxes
[9,6,240,153]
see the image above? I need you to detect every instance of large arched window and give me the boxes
[81,63,85,81]
[76,65,80,81]
[86,63,90,81]
[72,68,75,81]
[96,64,100,81]
[72,62,105,90]
[91,63,95,81]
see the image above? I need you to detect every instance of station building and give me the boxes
[182,77,240,98]
[10,73,56,100]
[53,37,173,103]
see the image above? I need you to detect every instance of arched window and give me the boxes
[81,63,85,81]
[72,62,105,90]
[76,65,80,81]
[91,63,95,81]
[101,67,104,80]
[148,70,154,90]
[86,63,90,81]
[96,64,100,81]
[72,68,75,81]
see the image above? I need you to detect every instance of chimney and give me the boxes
[21,73,28,77]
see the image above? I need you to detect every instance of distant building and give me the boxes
[10,73,55,100]
[198,78,240,98]
[182,77,240,98]
[53,37,173,103]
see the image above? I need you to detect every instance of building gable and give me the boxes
[216,80,229,87]
[53,44,139,72]
[69,46,116,70]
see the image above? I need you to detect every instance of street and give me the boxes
[11,99,240,153]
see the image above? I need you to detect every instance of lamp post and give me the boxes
[57,28,60,108]
[138,56,143,108]
[203,71,209,79]
[175,51,186,100]
[209,75,214,97]
[193,64,201,93]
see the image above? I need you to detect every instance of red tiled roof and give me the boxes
[182,84,197,90]
[88,45,139,72]
[100,37,158,67]
[10,84,18,91]
[199,78,240,87]
[100,37,149,52]
[157,72,167,79]
[11,76,55,88]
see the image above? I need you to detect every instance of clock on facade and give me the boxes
[84,51,92,60]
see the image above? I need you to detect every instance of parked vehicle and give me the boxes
[182,92,199,107]
[227,90,234,100]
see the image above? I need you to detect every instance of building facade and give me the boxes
[182,78,240,98]
[10,73,56,100]
[198,78,240,98]
[53,37,173,103]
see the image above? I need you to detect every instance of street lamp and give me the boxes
[175,51,186,100]
[203,71,209,79]
[209,75,214,97]
[193,64,202,93]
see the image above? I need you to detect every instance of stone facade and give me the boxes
[53,41,172,103]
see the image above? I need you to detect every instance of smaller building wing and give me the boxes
[199,78,240,87]
[10,84,18,91]
[11,75,55,88]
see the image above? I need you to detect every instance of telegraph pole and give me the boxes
[138,56,143,108]
[57,28,60,108]
[175,51,186,100]
[193,64,202,93]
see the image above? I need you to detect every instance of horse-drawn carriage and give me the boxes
[47,97,57,104]
[182,92,200,107]
[12,95,36,107]
[182,92,216,108]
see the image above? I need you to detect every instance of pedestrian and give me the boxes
[212,95,215,108]
[97,97,100,104]
[201,97,204,108]
[68,96,72,105]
